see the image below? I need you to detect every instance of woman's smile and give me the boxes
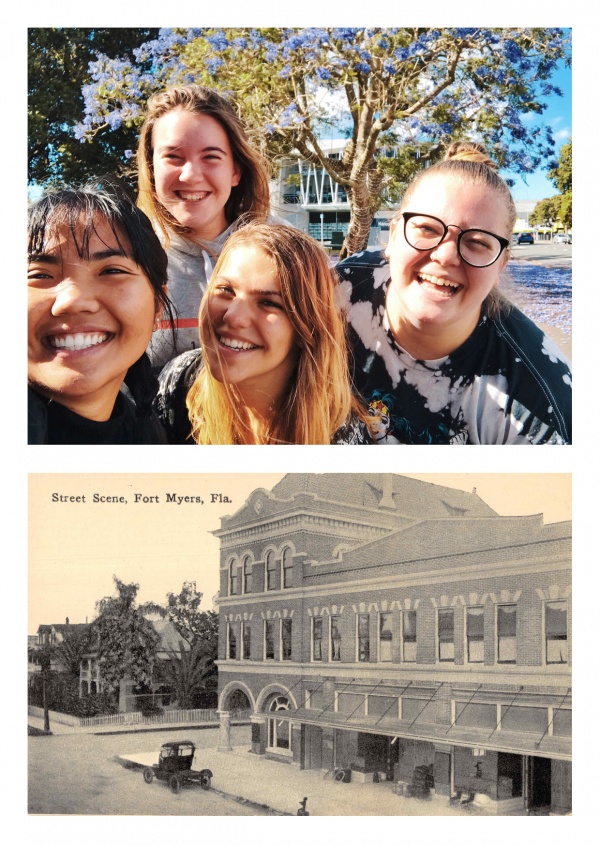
[203,244,299,405]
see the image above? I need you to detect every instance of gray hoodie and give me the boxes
[147,224,236,369]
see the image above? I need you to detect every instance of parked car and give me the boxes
[553,233,571,244]
[143,740,213,794]
[517,232,534,245]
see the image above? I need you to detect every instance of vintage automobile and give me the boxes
[142,740,213,794]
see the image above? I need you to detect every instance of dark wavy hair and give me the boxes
[28,184,175,440]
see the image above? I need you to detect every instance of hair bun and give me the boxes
[443,141,497,170]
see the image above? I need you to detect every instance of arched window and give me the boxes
[266,551,279,591]
[229,560,238,595]
[268,695,291,752]
[243,556,252,594]
[282,547,293,588]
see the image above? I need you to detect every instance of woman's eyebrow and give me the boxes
[28,252,60,264]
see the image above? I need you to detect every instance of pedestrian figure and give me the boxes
[297,797,310,815]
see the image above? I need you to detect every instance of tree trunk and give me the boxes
[338,174,379,262]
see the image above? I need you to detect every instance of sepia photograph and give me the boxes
[28,473,571,817]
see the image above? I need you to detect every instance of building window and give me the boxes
[282,547,293,588]
[227,622,237,660]
[229,560,238,596]
[282,619,292,661]
[437,608,455,662]
[242,621,251,660]
[331,615,341,661]
[265,620,276,660]
[268,696,291,752]
[312,616,323,661]
[402,610,417,662]
[497,604,517,663]
[467,606,485,663]
[243,556,252,594]
[379,612,393,661]
[266,551,279,591]
[545,601,568,664]
[357,613,370,661]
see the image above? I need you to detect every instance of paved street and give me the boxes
[28,725,275,815]
[509,240,572,265]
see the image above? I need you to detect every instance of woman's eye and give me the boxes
[99,266,129,276]
[27,269,53,282]
[261,299,284,310]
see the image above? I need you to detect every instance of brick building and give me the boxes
[214,474,571,814]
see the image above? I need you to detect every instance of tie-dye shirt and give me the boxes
[337,250,572,445]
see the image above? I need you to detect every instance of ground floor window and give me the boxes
[268,695,291,752]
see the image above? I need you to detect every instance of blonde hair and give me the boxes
[137,85,270,246]
[186,223,361,444]
[397,140,514,318]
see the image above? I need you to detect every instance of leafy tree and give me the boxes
[548,138,572,228]
[529,195,562,227]
[161,639,218,709]
[143,580,218,647]
[74,27,570,257]
[93,576,160,692]
[28,27,158,188]
[530,139,572,229]
[548,138,571,193]
[52,627,90,677]
[144,581,219,708]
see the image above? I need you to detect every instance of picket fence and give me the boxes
[79,707,250,729]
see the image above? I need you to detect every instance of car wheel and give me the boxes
[170,774,182,794]
[143,767,154,784]
[200,774,211,790]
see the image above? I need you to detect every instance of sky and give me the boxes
[28,472,570,635]
[505,61,572,201]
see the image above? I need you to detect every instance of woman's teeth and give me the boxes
[48,332,109,351]
[418,272,461,290]
[219,336,258,351]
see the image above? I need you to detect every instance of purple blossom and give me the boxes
[206,31,229,52]
[355,61,371,74]
[124,149,134,159]
[316,67,332,81]
[205,56,225,76]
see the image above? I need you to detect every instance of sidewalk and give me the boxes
[116,743,499,817]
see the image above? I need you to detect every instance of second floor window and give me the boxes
[282,547,293,588]
[379,612,393,662]
[438,608,455,662]
[265,620,276,660]
[497,604,517,663]
[467,606,485,663]
[242,621,251,660]
[313,616,323,661]
[402,610,417,662]
[229,561,238,596]
[266,551,279,591]
[243,557,252,594]
[357,613,370,661]
[546,601,568,664]
[227,622,237,659]
[282,619,292,660]
[331,615,341,661]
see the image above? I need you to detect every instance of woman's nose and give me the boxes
[430,230,462,266]
[51,279,100,316]
[179,159,204,183]
[223,297,251,326]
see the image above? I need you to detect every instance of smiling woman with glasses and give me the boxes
[336,141,572,444]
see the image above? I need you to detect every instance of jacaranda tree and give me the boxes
[74,27,570,257]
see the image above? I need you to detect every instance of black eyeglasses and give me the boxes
[402,212,509,268]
